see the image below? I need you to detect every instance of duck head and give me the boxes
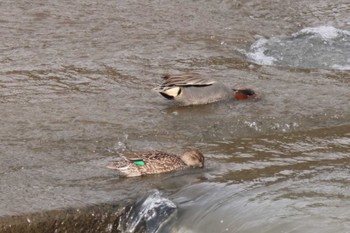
[180,149,205,168]
[232,88,256,100]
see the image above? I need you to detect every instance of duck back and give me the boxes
[175,82,231,105]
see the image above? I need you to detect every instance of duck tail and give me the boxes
[107,162,141,177]
[161,74,171,80]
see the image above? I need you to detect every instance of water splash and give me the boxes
[118,190,177,233]
[246,37,277,65]
[295,26,350,40]
[247,26,350,70]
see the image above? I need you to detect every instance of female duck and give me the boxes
[107,149,204,177]
[154,73,256,106]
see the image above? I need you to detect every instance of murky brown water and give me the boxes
[1,0,350,232]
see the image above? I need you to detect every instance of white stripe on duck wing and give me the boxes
[154,72,257,105]
[155,73,229,105]
[155,73,217,100]
[161,73,216,87]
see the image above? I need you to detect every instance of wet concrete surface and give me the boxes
[1,0,350,232]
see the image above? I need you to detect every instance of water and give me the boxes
[173,126,350,233]
[118,190,177,233]
[0,0,350,232]
[247,26,350,69]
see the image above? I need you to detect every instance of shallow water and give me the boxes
[247,25,350,69]
[0,0,350,232]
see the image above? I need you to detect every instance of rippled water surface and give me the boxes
[247,25,350,69]
[0,0,350,232]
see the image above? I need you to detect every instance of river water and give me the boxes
[1,0,350,232]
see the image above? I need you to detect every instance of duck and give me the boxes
[153,72,256,106]
[107,149,205,177]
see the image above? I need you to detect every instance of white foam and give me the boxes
[246,38,277,65]
[246,26,350,70]
[331,64,350,70]
[295,26,350,40]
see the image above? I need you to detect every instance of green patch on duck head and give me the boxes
[233,88,255,96]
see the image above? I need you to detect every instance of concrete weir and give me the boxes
[0,202,127,233]
[0,190,177,233]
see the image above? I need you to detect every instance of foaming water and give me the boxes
[171,126,350,233]
[247,26,350,70]
[0,0,350,232]
[119,190,177,233]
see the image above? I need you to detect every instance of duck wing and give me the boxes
[154,73,216,99]
[106,159,130,169]
[136,151,186,174]
[160,73,216,88]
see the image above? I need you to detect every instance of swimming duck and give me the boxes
[153,73,256,106]
[107,149,204,177]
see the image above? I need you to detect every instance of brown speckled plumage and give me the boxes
[107,149,204,177]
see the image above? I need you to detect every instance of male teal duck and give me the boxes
[154,73,256,105]
[107,149,204,177]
